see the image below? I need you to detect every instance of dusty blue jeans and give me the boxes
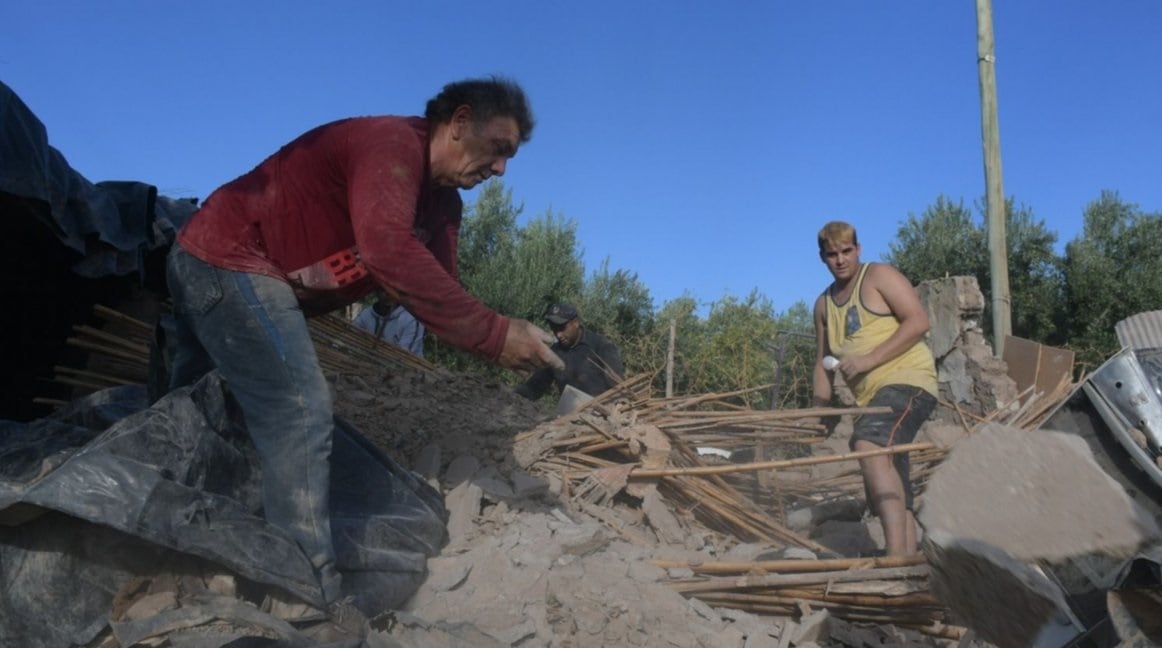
[166,242,342,603]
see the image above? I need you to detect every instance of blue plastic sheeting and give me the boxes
[0,80,197,278]
[0,373,447,647]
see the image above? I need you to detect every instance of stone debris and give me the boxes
[921,424,1157,562]
[920,423,1161,647]
[41,277,1161,647]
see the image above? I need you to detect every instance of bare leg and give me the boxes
[855,439,915,556]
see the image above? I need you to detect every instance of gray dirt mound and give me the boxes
[333,367,550,476]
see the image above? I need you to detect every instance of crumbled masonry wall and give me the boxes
[917,276,1019,421]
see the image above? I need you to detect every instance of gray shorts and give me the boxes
[850,384,937,510]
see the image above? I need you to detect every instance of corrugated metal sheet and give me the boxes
[1116,310,1162,350]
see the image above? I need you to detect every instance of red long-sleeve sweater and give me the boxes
[177,116,508,360]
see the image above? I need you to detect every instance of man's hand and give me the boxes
[498,319,565,373]
[836,353,876,378]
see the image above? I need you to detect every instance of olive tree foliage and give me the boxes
[455,180,583,321]
[427,180,583,373]
[767,301,816,410]
[576,258,655,374]
[1000,200,1064,345]
[632,294,703,392]
[884,194,1063,344]
[689,291,781,407]
[1062,191,1162,368]
[887,196,987,284]
[635,291,815,409]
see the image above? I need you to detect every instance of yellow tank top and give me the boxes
[824,264,937,406]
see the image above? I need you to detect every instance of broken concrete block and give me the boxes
[558,526,609,557]
[641,486,686,546]
[921,423,1161,647]
[920,424,1157,562]
[809,519,877,558]
[791,608,831,645]
[444,480,483,544]
[472,476,514,501]
[627,560,665,583]
[686,596,720,623]
[511,470,549,498]
[785,498,864,532]
[924,533,1081,648]
[443,455,480,486]
[721,542,779,562]
[424,557,472,593]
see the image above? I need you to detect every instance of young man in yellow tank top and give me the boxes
[811,221,938,556]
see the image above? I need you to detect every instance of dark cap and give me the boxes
[544,303,578,325]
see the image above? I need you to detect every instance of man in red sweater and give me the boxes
[164,77,561,613]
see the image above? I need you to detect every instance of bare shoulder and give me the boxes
[812,292,828,318]
[864,262,909,284]
[862,263,921,312]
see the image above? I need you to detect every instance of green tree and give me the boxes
[506,210,585,320]
[679,290,781,407]
[1062,191,1162,368]
[457,180,519,284]
[636,294,816,409]
[999,200,1063,344]
[429,180,583,375]
[768,301,816,410]
[886,195,986,285]
[885,194,1062,344]
[578,258,654,343]
[632,295,704,395]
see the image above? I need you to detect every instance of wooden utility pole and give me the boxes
[976,0,1012,356]
[665,320,676,398]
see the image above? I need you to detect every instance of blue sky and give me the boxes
[5,1,1160,315]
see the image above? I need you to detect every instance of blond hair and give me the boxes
[817,221,858,253]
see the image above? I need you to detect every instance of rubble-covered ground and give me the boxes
[331,365,962,648]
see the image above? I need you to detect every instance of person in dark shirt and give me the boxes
[516,303,624,401]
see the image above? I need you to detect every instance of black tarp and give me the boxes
[0,372,447,647]
[1,79,196,421]
[0,79,197,279]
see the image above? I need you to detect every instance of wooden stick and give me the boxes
[668,565,930,594]
[626,443,934,478]
[73,325,151,356]
[66,338,149,363]
[53,365,137,386]
[652,553,926,574]
[697,588,942,609]
[93,304,155,334]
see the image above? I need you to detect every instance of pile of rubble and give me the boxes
[6,276,1160,647]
